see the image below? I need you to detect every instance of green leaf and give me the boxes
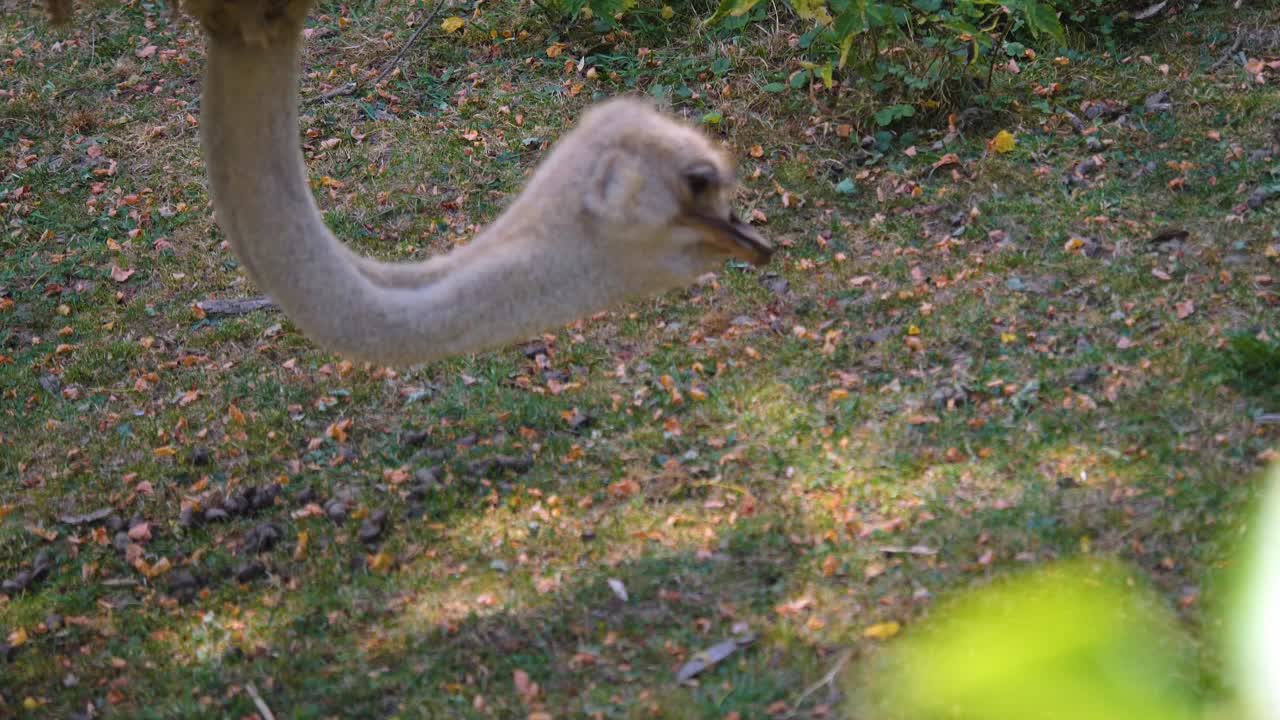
[837,32,856,67]
[704,0,765,25]
[1019,0,1066,46]
[762,82,787,93]
[833,0,868,37]
[877,560,1199,720]
[873,103,915,126]
[789,69,811,89]
[786,0,829,21]
[816,62,834,89]
[701,110,724,124]
[835,177,856,194]
[911,0,941,10]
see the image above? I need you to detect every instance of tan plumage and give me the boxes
[43,0,773,366]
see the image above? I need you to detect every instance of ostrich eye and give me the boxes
[682,162,719,196]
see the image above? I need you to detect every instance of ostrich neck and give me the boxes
[201,36,618,365]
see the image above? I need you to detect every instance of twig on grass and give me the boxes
[1207,29,1244,73]
[246,683,277,720]
[785,649,853,718]
[308,0,447,104]
[197,296,277,317]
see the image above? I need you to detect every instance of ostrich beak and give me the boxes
[691,212,774,266]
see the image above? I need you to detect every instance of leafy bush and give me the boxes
[704,0,1069,124]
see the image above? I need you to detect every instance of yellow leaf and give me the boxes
[8,627,29,647]
[153,445,177,457]
[660,5,674,19]
[368,551,395,573]
[440,16,465,33]
[134,557,171,579]
[863,621,901,640]
[294,530,310,561]
[990,130,1017,154]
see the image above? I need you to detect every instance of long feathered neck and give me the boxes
[201,35,634,365]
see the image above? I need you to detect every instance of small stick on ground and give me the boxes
[785,649,853,718]
[308,0,447,104]
[246,682,276,720]
[197,296,277,317]
[1207,29,1244,73]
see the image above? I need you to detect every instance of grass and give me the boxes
[2,0,1280,717]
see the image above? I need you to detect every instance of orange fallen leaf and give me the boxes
[931,153,960,170]
[821,555,840,577]
[8,627,29,647]
[26,524,58,542]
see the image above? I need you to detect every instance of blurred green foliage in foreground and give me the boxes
[862,464,1280,720]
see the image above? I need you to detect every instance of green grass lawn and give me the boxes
[3,0,1279,716]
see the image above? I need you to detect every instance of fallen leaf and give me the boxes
[134,556,171,579]
[607,578,628,602]
[1175,299,1195,319]
[368,551,395,573]
[932,153,961,170]
[863,621,901,640]
[127,523,151,542]
[675,630,755,683]
[110,265,135,283]
[26,524,58,542]
[135,44,157,58]
[8,627,29,647]
[990,130,1016,154]
[822,555,840,577]
[294,530,310,561]
[440,16,465,33]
